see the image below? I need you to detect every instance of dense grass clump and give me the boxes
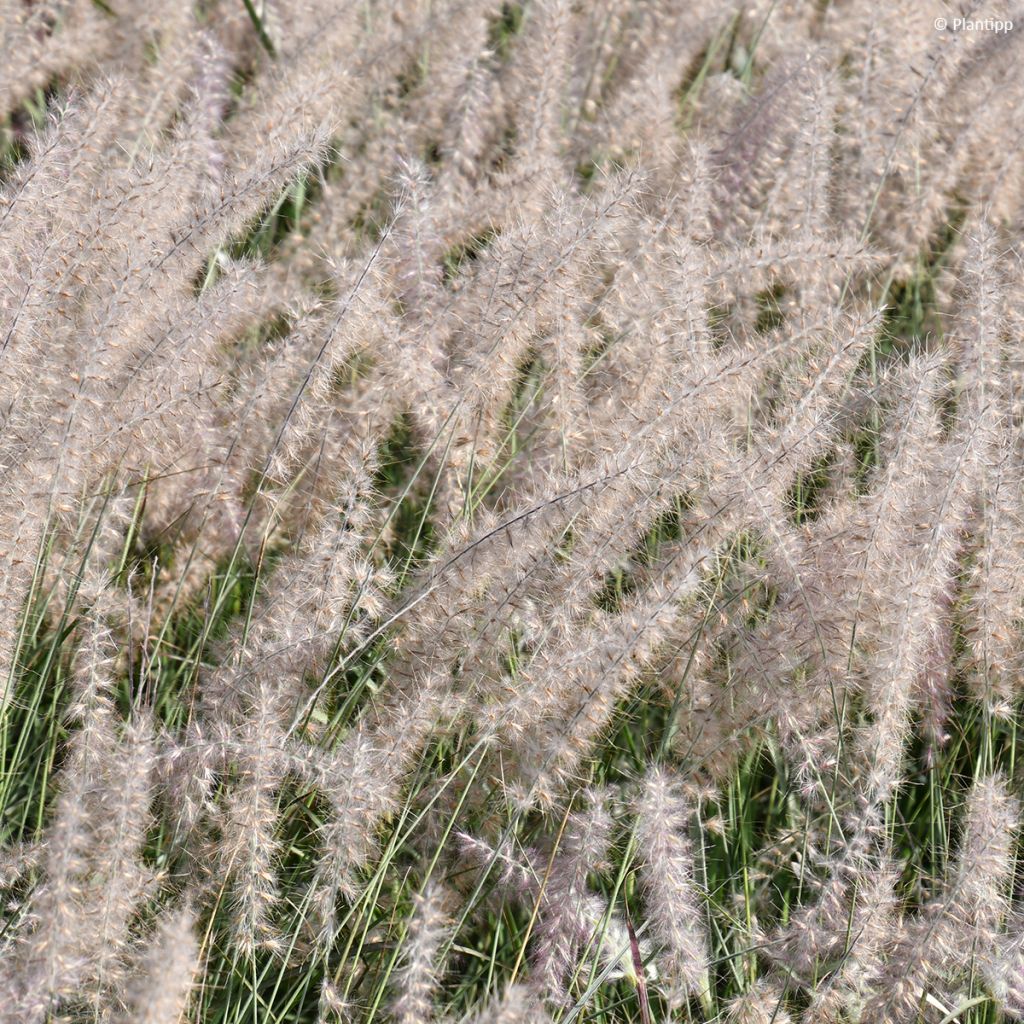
[2,3,1024,1023]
